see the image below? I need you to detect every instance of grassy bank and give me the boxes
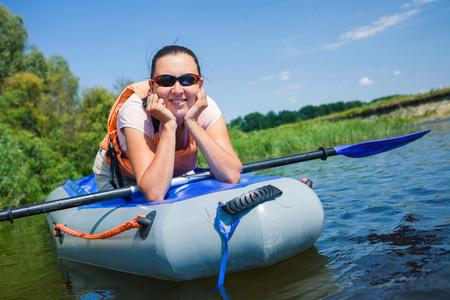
[198,95,449,166]
[326,87,450,121]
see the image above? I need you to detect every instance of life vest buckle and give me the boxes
[106,140,115,159]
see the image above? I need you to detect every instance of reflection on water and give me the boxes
[0,215,71,299]
[58,246,336,300]
[0,120,449,299]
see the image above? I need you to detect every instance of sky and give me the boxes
[2,0,450,122]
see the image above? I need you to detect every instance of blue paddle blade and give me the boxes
[334,129,431,158]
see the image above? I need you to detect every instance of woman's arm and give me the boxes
[123,121,176,201]
[124,94,178,202]
[185,115,242,184]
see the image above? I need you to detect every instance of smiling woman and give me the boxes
[93,45,242,202]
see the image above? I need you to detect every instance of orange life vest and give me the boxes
[99,81,198,186]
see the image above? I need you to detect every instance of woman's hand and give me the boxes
[184,88,208,123]
[146,93,176,125]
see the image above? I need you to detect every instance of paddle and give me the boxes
[0,129,430,223]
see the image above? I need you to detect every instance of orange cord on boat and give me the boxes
[54,214,146,239]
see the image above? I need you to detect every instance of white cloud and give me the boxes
[288,97,297,103]
[279,46,299,59]
[262,71,290,81]
[245,81,256,90]
[323,9,420,50]
[416,0,438,3]
[341,10,420,40]
[323,41,348,51]
[279,71,290,81]
[359,77,375,85]
[393,70,402,75]
[403,0,437,8]
[262,75,276,80]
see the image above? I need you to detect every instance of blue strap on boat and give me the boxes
[210,203,241,300]
[62,179,89,197]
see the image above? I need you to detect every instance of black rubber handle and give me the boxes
[221,185,283,215]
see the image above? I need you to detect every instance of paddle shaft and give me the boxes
[0,186,137,223]
[242,147,336,173]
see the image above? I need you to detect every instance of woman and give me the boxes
[93,45,242,202]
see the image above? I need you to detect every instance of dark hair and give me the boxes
[150,45,201,78]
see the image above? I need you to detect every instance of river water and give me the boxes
[1,120,449,299]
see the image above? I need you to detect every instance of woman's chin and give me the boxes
[170,107,188,119]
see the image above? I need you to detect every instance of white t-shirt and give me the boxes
[117,93,221,157]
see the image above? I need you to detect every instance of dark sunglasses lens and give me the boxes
[154,74,199,86]
[156,75,176,87]
[179,74,199,86]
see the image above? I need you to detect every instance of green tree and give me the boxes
[299,105,317,120]
[242,112,267,132]
[345,100,364,110]
[113,76,134,96]
[266,111,278,128]
[0,4,27,85]
[48,87,115,176]
[278,110,298,124]
[328,102,345,113]
[229,116,244,129]
[0,72,46,135]
[24,45,48,79]
[0,125,45,206]
[45,54,79,117]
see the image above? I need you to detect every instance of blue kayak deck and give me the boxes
[62,174,281,208]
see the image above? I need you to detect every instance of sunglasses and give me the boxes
[151,73,201,87]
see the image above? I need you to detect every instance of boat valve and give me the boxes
[137,210,157,239]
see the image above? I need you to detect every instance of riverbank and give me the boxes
[326,88,450,121]
[220,97,450,165]
[368,98,450,124]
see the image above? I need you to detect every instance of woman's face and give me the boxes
[151,53,203,118]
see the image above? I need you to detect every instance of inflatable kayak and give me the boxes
[44,174,324,281]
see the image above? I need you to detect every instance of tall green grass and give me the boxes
[198,115,412,166]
